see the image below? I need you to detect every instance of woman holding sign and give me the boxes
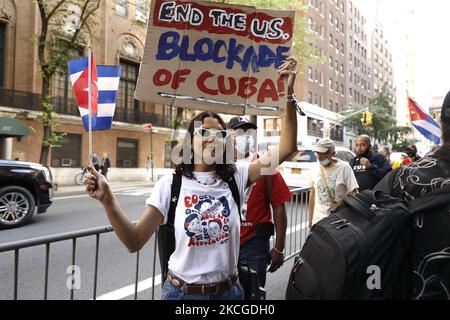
[84,58,299,300]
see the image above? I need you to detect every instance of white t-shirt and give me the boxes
[308,159,359,225]
[146,162,249,284]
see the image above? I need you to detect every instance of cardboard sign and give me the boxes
[135,0,295,116]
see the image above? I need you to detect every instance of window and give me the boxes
[51,46,82,114]
[51,133,82,168]
[340,84,344,95]
[329,78,333,91]
[264,118,282,137]
[0,23,5,87]
[135,0,147,22]
[329,33,334,46]
[308,67,313,80]
[308,17,314,31]
[307,118,323,138]
[117,138,138,168]
[329,12,334,24]
[118,60,140,115]
[307,91,313,103]
[115,0,128,17]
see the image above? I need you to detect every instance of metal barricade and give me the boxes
[0,188,310,300]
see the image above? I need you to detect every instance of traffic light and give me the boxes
[366,112,373,126]
[361,112,367,125]
[361,112,373,126]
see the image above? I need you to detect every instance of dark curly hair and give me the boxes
[175,111,236,182]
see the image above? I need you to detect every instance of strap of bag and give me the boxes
[408,184,450,214]
[319,165,337,208]
[229,174,242,220]
[167,172,182,225]
[264,174,272,208]
[343,192,376,221]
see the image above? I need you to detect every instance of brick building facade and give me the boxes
[0,0,187,172]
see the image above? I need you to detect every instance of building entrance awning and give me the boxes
[0,117,30,137]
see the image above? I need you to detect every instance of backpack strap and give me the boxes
[409,184,450,214]
[228,174,242,220]
[167,172,182,225]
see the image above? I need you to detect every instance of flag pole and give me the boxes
[88,47,93,166]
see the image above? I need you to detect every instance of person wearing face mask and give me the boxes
[308,139,359,229]
[227,116,291,292]
[349,135,392,191]
[406,144,421,163]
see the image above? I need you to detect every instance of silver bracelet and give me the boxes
[273,247,285,255]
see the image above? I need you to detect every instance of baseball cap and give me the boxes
[314,139,336,153]
[442,90,450,124]
[227,116,257,130]
[406,144,417,153]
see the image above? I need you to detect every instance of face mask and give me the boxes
[407,152,416,158]
[319,159,331,167]
[236,135,254,154]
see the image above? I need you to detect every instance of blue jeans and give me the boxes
[161,280,244,300]
[238,236,270,287]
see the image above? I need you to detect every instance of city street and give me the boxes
[0,185,308,300]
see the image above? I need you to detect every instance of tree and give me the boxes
[344,86,412,147]
[36,0,101,165]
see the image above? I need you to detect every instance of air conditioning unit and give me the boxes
[61,158,73,167]
[135,10,147,23]
[123,160,132,167]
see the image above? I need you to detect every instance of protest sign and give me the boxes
[135,0,295,116]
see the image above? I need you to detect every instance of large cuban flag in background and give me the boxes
[68,53,120,131]
[407,97,441,145]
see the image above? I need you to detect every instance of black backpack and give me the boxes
[157,172,242,284]
[285,187,450,300]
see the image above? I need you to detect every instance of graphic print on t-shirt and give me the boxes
[183,194,232,247]
[316,175,336,206]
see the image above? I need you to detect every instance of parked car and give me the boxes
[279,146,356,188]
[0,160,54,228]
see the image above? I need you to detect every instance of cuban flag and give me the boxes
[407,97,441,145]
[68,54,120,131]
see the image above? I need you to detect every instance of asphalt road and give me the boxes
[0,186,308,300]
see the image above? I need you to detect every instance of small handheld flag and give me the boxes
[68,54,120,131]
[407,97,441,145]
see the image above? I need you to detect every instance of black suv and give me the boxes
[0,160,54,228]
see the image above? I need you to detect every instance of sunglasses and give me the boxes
[194,128,231,140]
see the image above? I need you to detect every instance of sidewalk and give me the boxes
[54,180,155,197]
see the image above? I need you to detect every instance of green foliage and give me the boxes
[36,0,101,162]
[211,0,320,68]
[41,95,66,148]
[344,86,412,146]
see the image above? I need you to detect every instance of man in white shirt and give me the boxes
[308,139,359,228]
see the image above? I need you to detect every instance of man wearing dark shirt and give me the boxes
[349,135,392,191]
